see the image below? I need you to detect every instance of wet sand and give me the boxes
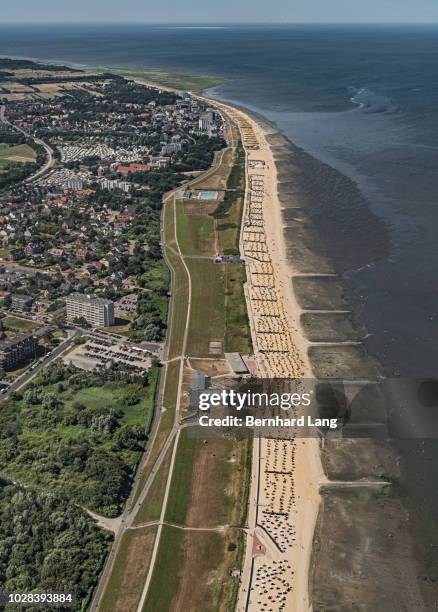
[268,125,434,610]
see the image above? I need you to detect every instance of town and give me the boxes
[0,63,224,391]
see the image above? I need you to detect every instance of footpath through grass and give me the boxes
[99,525,157,612]
[131,359,180,507]
[165,427,252,528]
[143,525,243,612]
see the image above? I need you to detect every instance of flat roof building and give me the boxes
[0,333,38,371]
[66,293,115,328]
[225,352,249,375]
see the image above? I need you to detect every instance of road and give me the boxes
[0,104,55,182]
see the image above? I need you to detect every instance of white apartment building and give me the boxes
[66,293,115,327]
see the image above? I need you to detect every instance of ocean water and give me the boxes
[1,22,438,577]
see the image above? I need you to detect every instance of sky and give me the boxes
[2,0,438,24]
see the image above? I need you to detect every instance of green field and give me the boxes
[100,526,157,612]
[186,259,226,357]
[2,315,40,332]
[176,200,216,256]
[90,66,222,93]
[165,428,251,528]
[143,525,242,612]
[0,143,36,163]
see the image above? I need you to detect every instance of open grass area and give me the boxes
[186,259,226,357]
[0,143,36,163]
[175,199,216,256]
[224,264,252,353]
[143,525,243,612]
[131,359,180,506]
[90,66,221,93]
[100,526,157,612]
[165,427,251,528]
[2,315,39,332]
[133,438,175,525]
[184,260,251,357]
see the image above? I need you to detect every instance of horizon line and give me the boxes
[2,21,438,26]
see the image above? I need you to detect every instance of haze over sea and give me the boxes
[1,22,438,550]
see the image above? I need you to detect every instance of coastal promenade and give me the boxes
[207,99,325,612]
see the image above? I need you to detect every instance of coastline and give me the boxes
[205,97,325,611]
[201,95,432,610]
[2,49,434,608]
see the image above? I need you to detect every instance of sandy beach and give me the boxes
[205,99,326,612]
[129,76,431,610]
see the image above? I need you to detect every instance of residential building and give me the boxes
[66,179,84,191]
[66,293,115,327]
[11,294,33,309]
[0,333,38,370]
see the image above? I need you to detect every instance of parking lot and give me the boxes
[64,335,153,372]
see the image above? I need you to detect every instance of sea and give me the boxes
[1,22,437,585]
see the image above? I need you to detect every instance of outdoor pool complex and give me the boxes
[198,190,218,200]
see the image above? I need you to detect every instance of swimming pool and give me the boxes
[198,190,218,200]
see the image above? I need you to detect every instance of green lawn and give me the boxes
[176,200,216,256]
[3,315,39,332]
[0,143,36,162]
[186,259,226,357]
[143,526,241,612]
